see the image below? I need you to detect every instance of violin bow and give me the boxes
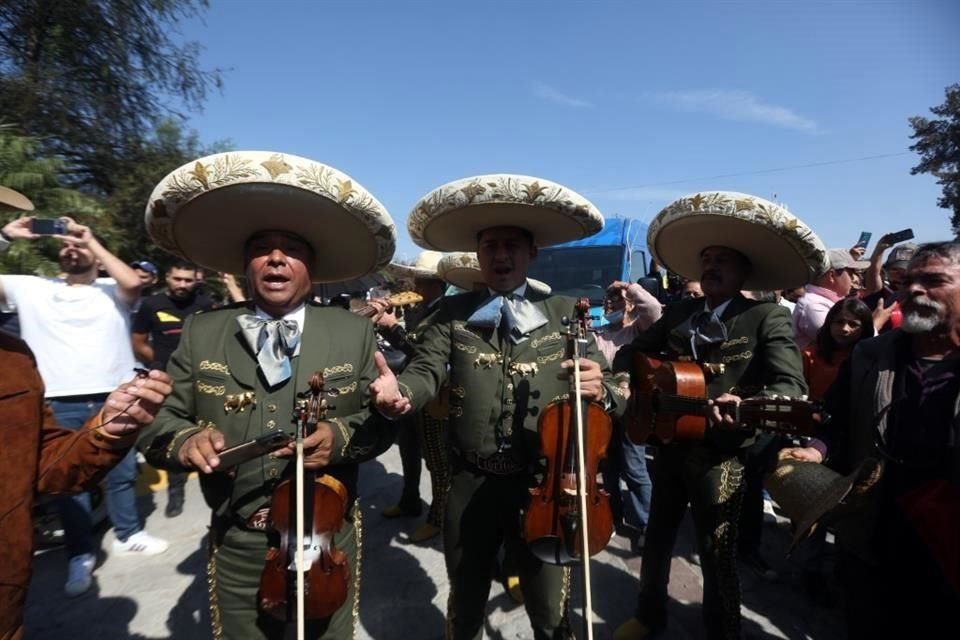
[571,300,595,640]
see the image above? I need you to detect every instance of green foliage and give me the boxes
[909,84,960,235]
[105,118,230,266]
[0,126,108,276]
[0,0,222,192]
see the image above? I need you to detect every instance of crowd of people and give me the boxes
[0,154,956,640]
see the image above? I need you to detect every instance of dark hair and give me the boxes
[908,241,960,269]
[167,259,196,273]
[814,297,875,363]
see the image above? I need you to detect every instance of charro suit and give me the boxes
[0,333,136,640]
[138,301,395,640]
[398,284,623,640]
[613,294,806,640]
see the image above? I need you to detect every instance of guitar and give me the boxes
[354,291,423,317]
[623,354,821,445]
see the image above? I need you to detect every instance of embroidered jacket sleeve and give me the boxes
[325,320,397,464]
[752,304,808,399]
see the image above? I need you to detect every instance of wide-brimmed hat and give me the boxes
[407,174,603,251]
[647,192,828,290]
[0,186,35,212]
[436,252,551,294]
[145,151,396,283]
[388,250,444,281]
[764,458,882,549]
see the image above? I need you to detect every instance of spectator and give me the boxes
[792,248,869,348]
[595,280,662,555]
[679,279,703,300]
[0,213,169,598]
[780,241,960,638]
[129,260,160,296]
[863,237,917,332]
[131,259,213,517]
[802,298,876,401]
[0,331,172,640]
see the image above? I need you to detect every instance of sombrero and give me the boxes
[388,250,443,281]
[764,458,882,549]
[647,192,828,290]
[146,151,396,283]
[0,186,35,212]
[407,174,603,251]
[437,252,552,294]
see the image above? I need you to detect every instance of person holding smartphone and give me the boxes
[0,202,169,598]
[863,230,917,332]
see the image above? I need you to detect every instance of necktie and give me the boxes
[686,309,728,361]
[466,294,548,344]
[236,314,301,386]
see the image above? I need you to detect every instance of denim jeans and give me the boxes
[50,394,141,556]
[605,421,653,532]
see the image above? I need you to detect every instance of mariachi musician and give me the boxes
[370,174,624,639]
[137,151,398,639]
[610,192,826,640]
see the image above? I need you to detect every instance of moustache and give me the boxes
[903,296,942,314]
[701,270,722,282]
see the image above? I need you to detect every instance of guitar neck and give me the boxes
[656,393,813,437]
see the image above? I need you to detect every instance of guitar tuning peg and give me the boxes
[769,394,780,400]
[800,394,808,401]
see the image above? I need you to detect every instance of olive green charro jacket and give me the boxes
[612,294,807,450]
[138,301,396,521]
[397,286,625,462]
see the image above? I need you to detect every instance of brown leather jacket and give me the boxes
[0,333,136,640]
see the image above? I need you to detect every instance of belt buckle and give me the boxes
[479,452,519,476]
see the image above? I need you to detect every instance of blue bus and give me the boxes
[527,217,650,324]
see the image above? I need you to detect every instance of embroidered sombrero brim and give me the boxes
[0,186,34,212]
[387,250,444,280]
[146,151,396,282]
[648,192,828,291]
[407,174,603,251]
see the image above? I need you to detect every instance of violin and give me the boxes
[259,372,349,637]
[522,298,613,640]
[624,354,821,444]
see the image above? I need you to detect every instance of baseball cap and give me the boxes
[129,260,158,276]
[883,243,917,270]
[827,249,869,271]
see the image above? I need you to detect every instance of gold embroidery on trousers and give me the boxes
[207,532,223,640]
[351,504,362,639]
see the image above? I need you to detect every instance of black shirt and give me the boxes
[132,292,213,368]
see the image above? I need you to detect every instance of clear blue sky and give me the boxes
[175,0,959,262]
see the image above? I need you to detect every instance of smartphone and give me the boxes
[30,218,68,235]
[854,231,872,249]
[216,429,292,470]
[886,228,914,244]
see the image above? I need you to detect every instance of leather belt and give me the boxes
[457,450,530,477]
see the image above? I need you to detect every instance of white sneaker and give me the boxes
[111,530,169,556]
[64,553,95,597]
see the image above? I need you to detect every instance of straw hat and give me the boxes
[0,186,34,212]
[437,252,551,294]
[647,192,828,290]
[388,250,443,281]
[407,174,603,251]
[145,151,396,282]
[764,458,882,548]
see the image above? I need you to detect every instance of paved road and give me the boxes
[25,446,843,639]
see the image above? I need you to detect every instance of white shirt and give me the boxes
[1,276,136,397]
[705,298,733,319]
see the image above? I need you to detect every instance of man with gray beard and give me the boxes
[780,241,960,639]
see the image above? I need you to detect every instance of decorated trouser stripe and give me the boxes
[420,411,451,528]
[635,443,746,640]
